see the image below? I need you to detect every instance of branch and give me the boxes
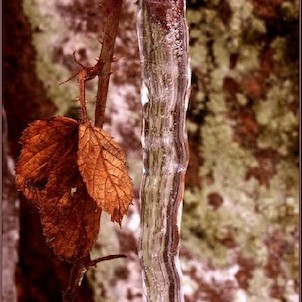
[63,254,127,302]
[95,0,123,128]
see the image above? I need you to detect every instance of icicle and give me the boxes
[137,1,191,301]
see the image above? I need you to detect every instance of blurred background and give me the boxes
[3,0,299,301]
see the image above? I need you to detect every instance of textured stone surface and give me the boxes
[182,0,299,301]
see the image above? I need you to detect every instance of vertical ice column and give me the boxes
[137,1,191,301]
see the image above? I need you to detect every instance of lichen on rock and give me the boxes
[183,0,299,300]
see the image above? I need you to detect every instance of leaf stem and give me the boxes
[94,0,123,128]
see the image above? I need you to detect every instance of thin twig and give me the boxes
[63,254,126,301]
[63,256,89,302]
[94,0,123,128]
[78,69,89,123]
[89,254,127,267]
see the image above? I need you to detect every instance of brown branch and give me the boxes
[63,256,89,302]
[89,254,127,267]
[94,0,123,128]
[78,69,89,123]
[63,254,127,302]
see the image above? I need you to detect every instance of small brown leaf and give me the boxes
[15,117,78,201]
[15,117,101,261]
[78,123,133,223]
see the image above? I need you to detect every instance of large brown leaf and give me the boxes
[15,117,101,261]
[78,123,133,223]
[40,153,101,261]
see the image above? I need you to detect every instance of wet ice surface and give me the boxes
[137,1,191,301]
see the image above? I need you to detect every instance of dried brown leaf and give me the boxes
[15,117,78,200]
[78,123,133,223]
[41,155,101,261]
[15,117,101,261]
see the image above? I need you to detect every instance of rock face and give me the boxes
[3,0,298,301]
[182,0,299,301]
